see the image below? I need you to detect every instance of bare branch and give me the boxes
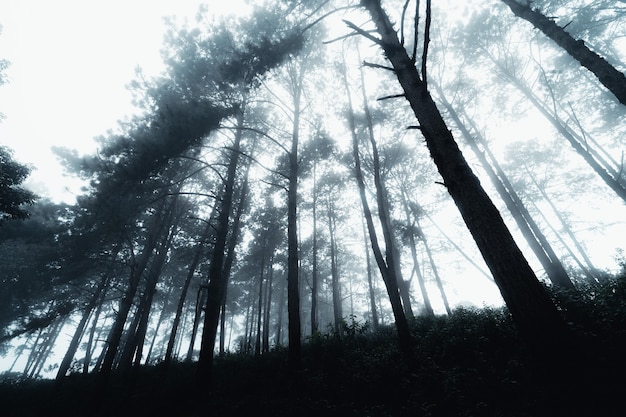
[400,0,411,46]
[301,4,358,33]
[178,155,227,184]
[224,146,290,180]
[362,61,396,72]
[421,0,432,89]
[377,93,406,101]
[260,178,288,193]
[222,125,291,155]
[411,0,420,62]
[323,31,370,45]
[343,19,383,45]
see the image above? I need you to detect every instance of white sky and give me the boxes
[0,0,249,202]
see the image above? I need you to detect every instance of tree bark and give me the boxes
[287,65,303,372]
[341,52,413,357]
[99,198,170,383]
[197,108,245,383]
[501,0,626,105]
[436,84,575,290]
[163,222,211,368]
[360,0,568,346]
[311,162,319,335]
[491,48,626,203]
[361,216,379,329]
[399,189,434,317]
[326,197,344,335]
[56,274,110,382]
[262,253,274,353]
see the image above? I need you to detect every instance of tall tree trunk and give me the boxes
[145,285,173,364]
[422,207,494,282]
[186,285,205,362]
[311,162,319,336]
[118,209,179,374]
[359,0,568,347]
[361,216,379,329]
[219,155,252,354]
[163,222,211,368]
[500,0,626,105]
[524,165,600,282]
[56,274,110,382]
[399,189,434,317]
[219,294,227,355]
[275,278,286,347]
[28,318,64,378]
[357,44,412,321]
[436,84,575,290]
[197,108,245,383]
[492,58,626,203]
[327,198,344,335]
[84,279,109,375]
[262,253,275,353]
[421,227,452,315]
[287,67,303,372]
[99,203,168,383]
[341,52,413,358]
[255,256,265,356]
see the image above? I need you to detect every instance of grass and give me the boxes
[1,276,626,417]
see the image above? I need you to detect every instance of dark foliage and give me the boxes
[2,275,625,416]
[0,146,38,222]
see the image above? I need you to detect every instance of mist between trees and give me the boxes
[0,1,625,413]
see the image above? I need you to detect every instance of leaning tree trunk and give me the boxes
[359,0,568,346]
[341,53,413,357]
[56,274,110,382]
[99,200,169,383]
[500,0,626,106]
[493,60,626,204]
[118,208,179,374]
[361,216,380,329]
[197,108,245,384]
[436,84,575,290]
[163,222,211,369]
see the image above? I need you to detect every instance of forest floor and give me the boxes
[1,278,625,417]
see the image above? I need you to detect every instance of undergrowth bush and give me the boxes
[2,274,625,416]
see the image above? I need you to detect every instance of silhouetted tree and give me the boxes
[0,146,38,222]
[353,0,569,348]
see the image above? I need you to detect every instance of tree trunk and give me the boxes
[500,0,626,105]
[118,209,179,373]
[361,216,379,329]
[524,165,600,282]
[311,162,319,336]
[400,189,434,317]
[164,219,212,367]
[421,229,452,315]
[436,84,575,290]
[287,67,303,372]
[327,197,344,335]
[262,253,274,353]
[145,285,173,364]
[360,0,568,346]
[99,205,167,383]
[197,108,245,383]
[341,52,413,358]
[56,274,110,382]
[255,255,265,356]
[493,59,626,203]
